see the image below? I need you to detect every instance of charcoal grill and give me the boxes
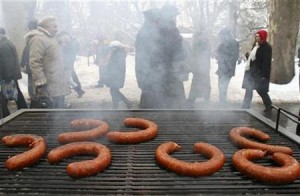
[0,109,300,195]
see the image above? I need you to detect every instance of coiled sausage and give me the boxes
[58,119,109,144]
[230,127,293,155]
[232,149,300,184]
[48,142,111,178]
[106,118,158,144]
[155,141,226,176]
[2,134,46,170]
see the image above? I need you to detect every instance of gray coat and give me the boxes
[28,27,70,97]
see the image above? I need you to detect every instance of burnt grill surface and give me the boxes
[0,110,299,195]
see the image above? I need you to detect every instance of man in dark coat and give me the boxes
[20,19,38,100]
[157,4,187,109]
[135,8,162,108]
[241,29,273,113]
[188,31,211,105]
[0,27,27,118]
[215,28,239,103]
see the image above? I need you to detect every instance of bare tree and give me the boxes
[1,0,36,58]
[269,0,300,84]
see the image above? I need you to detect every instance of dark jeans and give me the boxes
[242,88,272,109]
[110,88,130,109]
[218,75,231,103]
[0,80,27,118]
[71,69,81,88]
[52,96,65,109]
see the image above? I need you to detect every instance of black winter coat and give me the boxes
[216,37,239,77]
[0,37,22,81]
[105,47,127,89]
[242,42,272,92]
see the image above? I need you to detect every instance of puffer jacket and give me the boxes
[27,27,70,97]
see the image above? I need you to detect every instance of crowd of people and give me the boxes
[0,4,275,119]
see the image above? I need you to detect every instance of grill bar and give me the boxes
[0,110,299,195]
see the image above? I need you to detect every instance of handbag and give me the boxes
[0,80,18,101]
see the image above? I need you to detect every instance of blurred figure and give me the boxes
[56,31,85,98]
[241,30,273,113]
[0,27,27,118]
[135,8,161,108]
[20,19,38,100]
[28,16,70,108]
[188,31,211,106]
[157,4,188,109]
[94,35,110,88]
[215,27,239,104]
[104,41,132,109]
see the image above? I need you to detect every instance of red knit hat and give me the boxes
[256,30,267,43]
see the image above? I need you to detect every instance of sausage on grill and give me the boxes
[2,134,46,170]
[155,141,226,176]
[58,119,109,144]
[47,142,111,178]
[106,118,158,144]
[229,127,293,155]
[232,149,300,184]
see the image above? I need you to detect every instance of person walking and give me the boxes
[56,31,85,98]
[28,16,70,108]
[188,31,211,106]
[94,35,110,88]
[20,19,38,101]
[215,27,239,104]
[241,29,273,113]
[0,27,27,118]
[104,41,132,109]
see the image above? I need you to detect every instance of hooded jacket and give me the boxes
[27,27,70,97]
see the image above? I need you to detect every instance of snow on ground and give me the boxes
[18,55,300,109]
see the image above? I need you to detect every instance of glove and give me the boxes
[35,85,48,97]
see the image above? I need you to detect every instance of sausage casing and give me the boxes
[230,127,293,155]
[58,119,109,144]
[2,134,46,170]
[232,149,300,184]
[155,141,226,176]
[48,142,111,178]
[106,118,158,144]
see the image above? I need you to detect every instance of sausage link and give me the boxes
[232,149,300,184]
[106,118,158,144]
[155,141,226,176]
[48,142,111,178]
[58,119,109,144]
[2,134,46,170]
[230,127,293,155]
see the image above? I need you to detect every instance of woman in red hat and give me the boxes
[241,29,273,114]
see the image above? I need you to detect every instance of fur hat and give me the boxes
[256,29,268,43]
[38,16,57,28]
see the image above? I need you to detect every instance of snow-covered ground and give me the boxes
[18,55,300,109]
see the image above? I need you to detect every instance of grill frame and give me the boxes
[0,109,300,195]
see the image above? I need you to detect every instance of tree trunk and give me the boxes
[1,1,36,59]
[269,0,300,84]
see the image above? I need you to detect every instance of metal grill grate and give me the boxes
[0,109,299,195]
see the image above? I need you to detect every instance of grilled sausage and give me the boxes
[155,142,226,176]
[2,134,46,170]
[58,119,109,144]
[232,149,300,184]
[47,142,111,178]
[106,118,158,144]
[229,127,293,155]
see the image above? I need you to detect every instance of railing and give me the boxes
[272,105,300,133]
